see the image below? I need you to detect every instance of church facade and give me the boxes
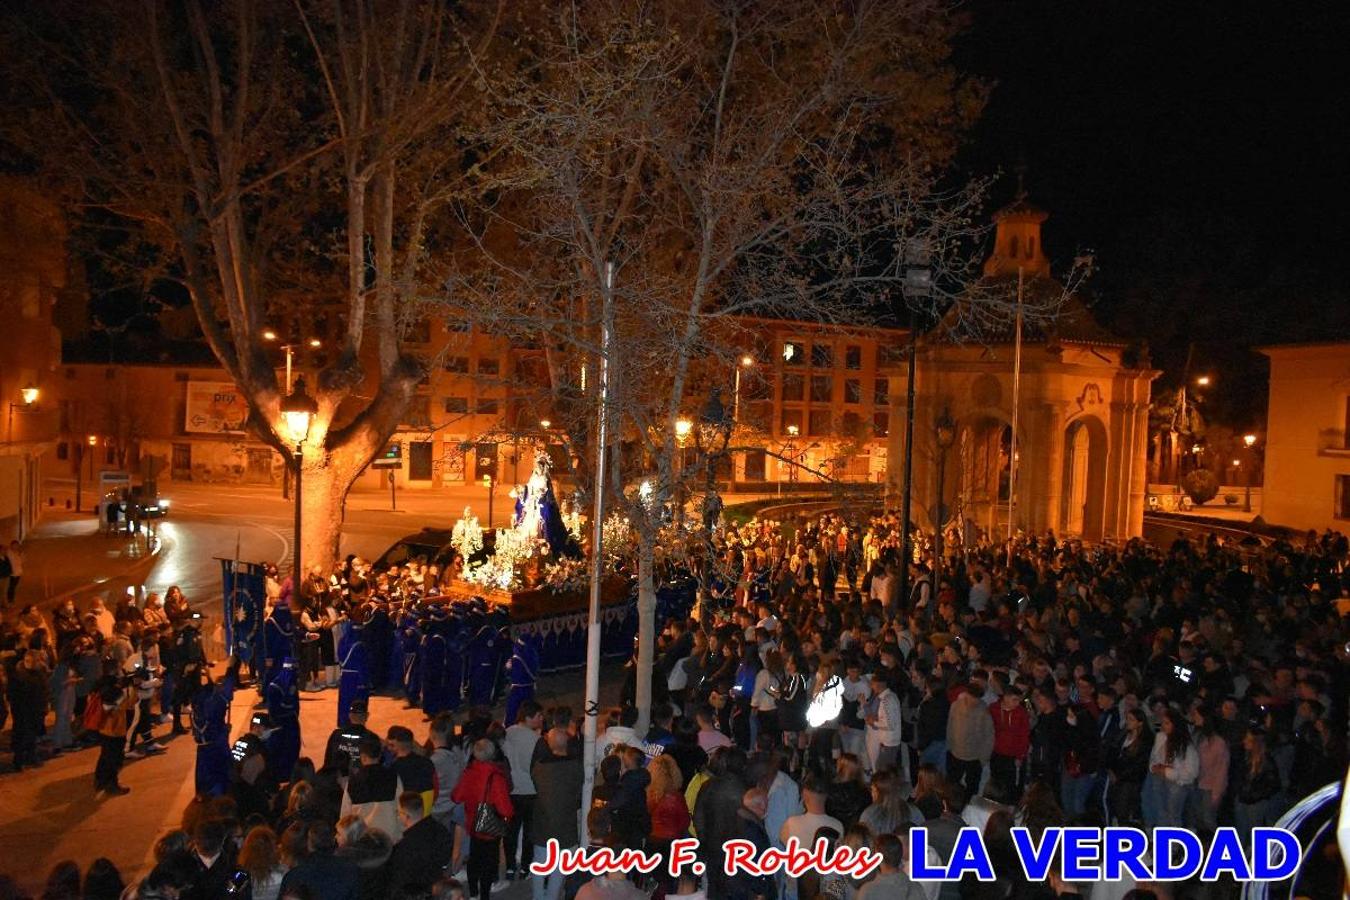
[885,199,1158,543]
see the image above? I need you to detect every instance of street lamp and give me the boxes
[264,330,322,393]
[733,355,754,423]
[539,419,551,430]
[1196,375,1211,387]
[674,417,693,442]
[932,408,956,599]
[1243,433,1258,512]
[280,377,318,583]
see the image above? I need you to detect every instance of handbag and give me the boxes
[472,770,509,839]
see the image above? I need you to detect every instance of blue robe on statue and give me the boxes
[505,634,541,725]
[337,625,370,728]
[265,660,301,782]
[191,667,238,797]
[262,606,294,695]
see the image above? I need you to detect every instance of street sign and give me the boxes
[372,442,403,469]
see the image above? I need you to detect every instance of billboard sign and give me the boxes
[185,381,249,434]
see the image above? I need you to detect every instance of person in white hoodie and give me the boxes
[1145,707,1199,828]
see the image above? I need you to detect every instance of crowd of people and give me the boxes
[3,505,1350,899]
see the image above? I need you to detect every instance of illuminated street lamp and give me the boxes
[675,417,693,442]
[20,384,38,405]
[1195,375,1211,387]
[281,377,318,582]
[733,355,755,422]
[539,419,551,430]
[264,329,323,392]
[1242,433,1259,512]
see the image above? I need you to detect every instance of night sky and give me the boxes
[956,0,1350,428]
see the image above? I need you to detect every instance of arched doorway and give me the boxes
[957,415,1012,543]
[1062,416,1108,541]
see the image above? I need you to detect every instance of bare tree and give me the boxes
[449,0,998,729]
[1,0,502,566]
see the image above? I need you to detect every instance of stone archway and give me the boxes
[956,414,1012,542]
[1062,415,1109,541]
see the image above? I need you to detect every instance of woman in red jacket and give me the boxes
[452,738,515,900]
[646,753,691,892]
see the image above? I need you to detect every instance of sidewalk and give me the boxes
[11,511,165,612]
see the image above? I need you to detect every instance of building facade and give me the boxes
[1257,343,1350,533]
[0,178,65,540]
[887,199,1156,542]
[44,199,1155,541]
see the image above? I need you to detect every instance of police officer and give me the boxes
[336,608,371,728]
[231,710,279,820]
[190,654,242,798]
[322,696,377,774]
[170,611,208,735]
[265,657,301,783]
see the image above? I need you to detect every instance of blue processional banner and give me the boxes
[221,559,268,667]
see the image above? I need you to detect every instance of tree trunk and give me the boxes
[634,531,657,736]
[296,445,361,576]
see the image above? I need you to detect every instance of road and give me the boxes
[28,479,522,614]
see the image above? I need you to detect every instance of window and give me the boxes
[407,319,432,343]
[781,373,804,402]
[1339,475,1350,520]
[841,411,863,437]
[873,411,890,437]
[744,449,767,481]
[476,397,500,415]
[56,441,68,461]
[1009,236,1020,257]
[845,345,862,370]
[879,343,908,367]
[1028,237,1037,258]
[811,344,833,368]
[444,356,469,373]
[780,408,803,435]
[477,357,500,376]
[808,409,832,436]
[409,441,434,481]
[844,379,862,404]
[444,397,469,414]
[782,340,805,365]
[404,396,430,426]
[810,375,832,403]
[874,378,889,406]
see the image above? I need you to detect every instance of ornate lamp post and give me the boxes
[280,377,318,584]
[932,408,956,600]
